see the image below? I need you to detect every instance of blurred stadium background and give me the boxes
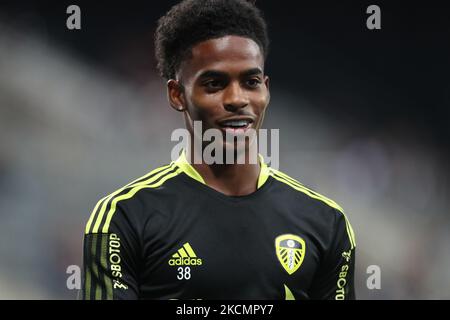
[0,0,449,299]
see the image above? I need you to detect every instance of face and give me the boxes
[168,35,270,157]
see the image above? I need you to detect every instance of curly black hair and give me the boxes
[155,0,269,80]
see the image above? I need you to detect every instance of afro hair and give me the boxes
[154,0,269,80]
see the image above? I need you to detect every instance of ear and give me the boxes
[264,75,271,104]
[167,79,186,112]
[264,75,270,90]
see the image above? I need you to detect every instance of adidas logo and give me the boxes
[168,243,203,266]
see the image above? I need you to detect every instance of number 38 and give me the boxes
[177,267,191,280]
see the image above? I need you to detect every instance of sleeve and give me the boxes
[309,210,356,300]
[79,202,141,300]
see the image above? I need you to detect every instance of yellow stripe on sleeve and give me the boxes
[270,172,356,249]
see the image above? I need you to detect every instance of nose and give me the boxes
[223,81,249,112]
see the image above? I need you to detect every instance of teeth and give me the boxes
[222,120,249,127]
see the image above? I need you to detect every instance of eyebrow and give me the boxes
[198,68,263,79]
[240,68,263,77]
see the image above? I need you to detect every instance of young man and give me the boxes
[81,0,356,300]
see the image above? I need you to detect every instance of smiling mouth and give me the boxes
[217,119,254,133]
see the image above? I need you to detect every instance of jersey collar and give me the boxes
[174,150,270,189]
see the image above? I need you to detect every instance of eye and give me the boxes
[245,78,262,88]
[204,80,224,90]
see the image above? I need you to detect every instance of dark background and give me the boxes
[3,0,449,144]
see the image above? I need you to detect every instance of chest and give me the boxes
[140,199,324,299]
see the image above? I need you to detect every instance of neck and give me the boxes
[186,144,261,196]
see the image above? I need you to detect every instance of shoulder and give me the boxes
[84,162,181,235]
[268,167,344,213]
[268,167,356,248]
